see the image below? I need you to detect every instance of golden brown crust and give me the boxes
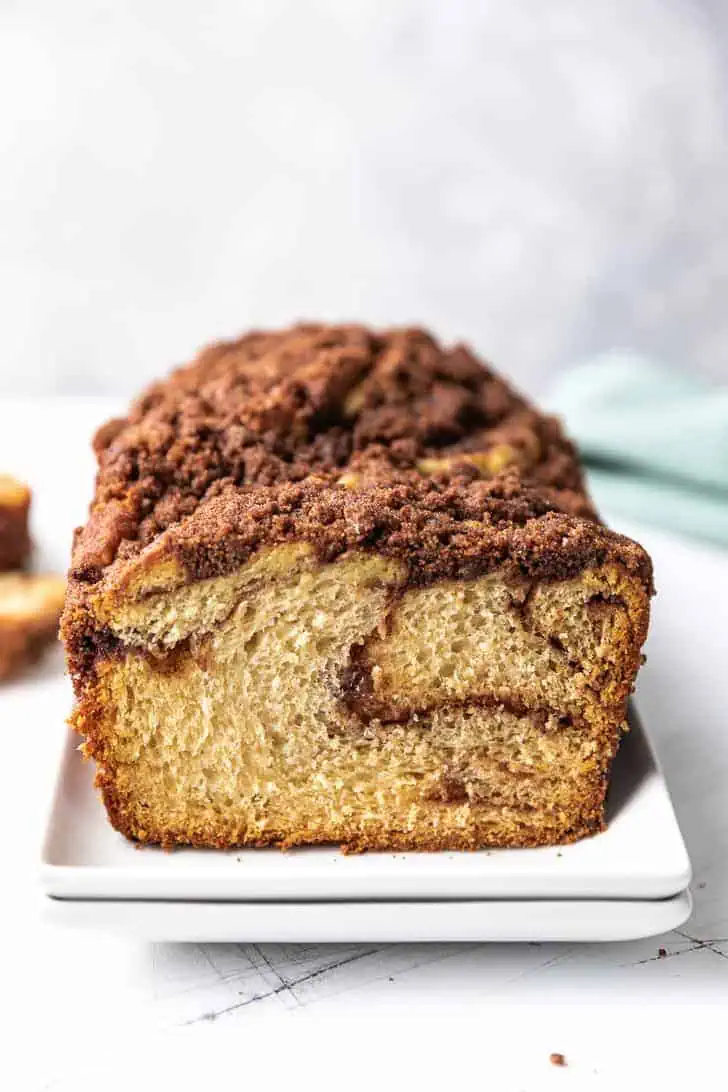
[99,809,607,853]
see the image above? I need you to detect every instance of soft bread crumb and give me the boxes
[73,549,647,850]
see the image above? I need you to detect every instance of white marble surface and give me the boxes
[2,398,728,1090]
[1,1,728,400]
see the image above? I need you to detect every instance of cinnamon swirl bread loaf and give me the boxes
[61,325,652,850]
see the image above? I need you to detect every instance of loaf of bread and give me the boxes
[61,325,652,850]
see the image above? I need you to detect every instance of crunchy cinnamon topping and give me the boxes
[163,472,652,587]
[70,324,600,582]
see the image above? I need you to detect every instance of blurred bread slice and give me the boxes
[0,475,31,571]
[0,573,66,680]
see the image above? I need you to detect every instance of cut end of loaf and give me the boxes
[68,543,648,851]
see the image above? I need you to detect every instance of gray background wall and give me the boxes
[1,0,726,397]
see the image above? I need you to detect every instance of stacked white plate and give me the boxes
[41,706,692,942]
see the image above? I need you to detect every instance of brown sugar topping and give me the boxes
[68,323,651,592]
[163,473,650,588]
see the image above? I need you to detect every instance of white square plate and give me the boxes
[42,890,693,943]
[41,706,691,902]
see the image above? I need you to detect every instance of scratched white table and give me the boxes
[3,399,727,1091]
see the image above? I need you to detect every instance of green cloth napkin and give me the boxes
[548,353,728,547]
